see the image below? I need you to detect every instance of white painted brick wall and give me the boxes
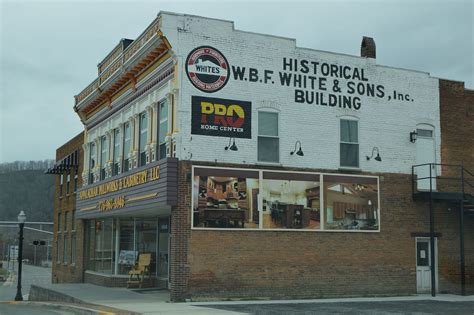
[162,13,440,175]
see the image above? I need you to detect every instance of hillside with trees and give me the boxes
[0,160,55,222]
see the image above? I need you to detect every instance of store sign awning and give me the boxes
[76,158,177,219]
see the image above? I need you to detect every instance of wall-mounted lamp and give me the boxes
[225,137,238,151]
[410,130,417,143]
[290,140,304,156]
[366,147,382,162]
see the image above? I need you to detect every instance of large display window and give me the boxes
[85,217,169,276]
[192,167,380,232]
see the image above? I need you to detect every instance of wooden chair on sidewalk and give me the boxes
[127,253,151,288]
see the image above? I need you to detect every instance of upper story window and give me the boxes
[340,119,359,168]
[71,210,76,231]
[64,211,68,233]
[123,122,131,172]
[100,136,108,180]
[66,174,70,195]
[59,174,64,196]
[113,128,120,176]
[89,142,96,184]
[57,212,62,233]
[158,100,168,160]
[258,111,279,163]
[74,173,78,192]
[139,112,148,166]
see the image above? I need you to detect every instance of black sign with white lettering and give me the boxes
[191,96,251,138]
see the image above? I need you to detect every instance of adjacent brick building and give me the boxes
[50,12,474,301]
[48,132,84,284]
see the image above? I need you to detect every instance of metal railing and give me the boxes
[412,163,474,198]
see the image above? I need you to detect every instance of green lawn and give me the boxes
[0,268,8,279]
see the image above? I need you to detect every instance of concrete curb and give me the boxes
[0,301,125,315]
[188,294,474,306]
[27,285,140,315]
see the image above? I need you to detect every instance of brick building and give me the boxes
[50,12,474,301]
[47,132,84,283]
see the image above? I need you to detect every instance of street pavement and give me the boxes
[201,299,474,315]
[0,260,51,301]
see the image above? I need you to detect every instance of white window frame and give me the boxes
[339,117,360,169]
[66,174,70,195]
[139,111,148,166]
[123,122,131,172]
[158,99,169,160]
[257,110,280,164]
[89,142,96,184]
[100,136,108,180]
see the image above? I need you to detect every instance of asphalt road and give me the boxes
[204,300,474,315]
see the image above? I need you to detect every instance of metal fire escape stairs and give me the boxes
[412,163,474,297]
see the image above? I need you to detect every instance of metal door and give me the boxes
[416,128,436,191]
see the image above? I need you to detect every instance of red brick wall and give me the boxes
[438,80,474,294]
[170,160,474,301]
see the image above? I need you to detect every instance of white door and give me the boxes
[416,128,436,191]
[416,239,435,293]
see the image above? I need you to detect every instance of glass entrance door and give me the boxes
[157,217,169,278]
[135,219,158,276]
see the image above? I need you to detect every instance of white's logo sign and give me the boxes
[186,46,230,93]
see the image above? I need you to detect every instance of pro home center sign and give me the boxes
[191,96,251,138]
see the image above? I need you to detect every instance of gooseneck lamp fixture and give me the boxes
[410,130,418,143]
[225,137,238,151]
[290,140,304,156]
[14,211,26,301]
[366,147,382,162]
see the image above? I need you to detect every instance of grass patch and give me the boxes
[0,268,8,277]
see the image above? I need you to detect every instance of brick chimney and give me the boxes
[361,36,376,58]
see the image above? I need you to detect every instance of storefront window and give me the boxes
[262,172,320,229]
[86,219,114,274]
[323,174,379,230]
[85,217,168,277]
[193,168,260,229]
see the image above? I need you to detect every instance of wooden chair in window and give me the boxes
[127,253,151,288]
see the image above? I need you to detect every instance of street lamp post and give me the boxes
[14,211,26,301]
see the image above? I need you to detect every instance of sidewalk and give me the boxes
[29,283,244,314]
[29,283,474,315]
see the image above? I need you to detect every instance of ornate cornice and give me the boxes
[74,16,172,120]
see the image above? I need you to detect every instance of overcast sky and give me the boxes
[0,0,472,163]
